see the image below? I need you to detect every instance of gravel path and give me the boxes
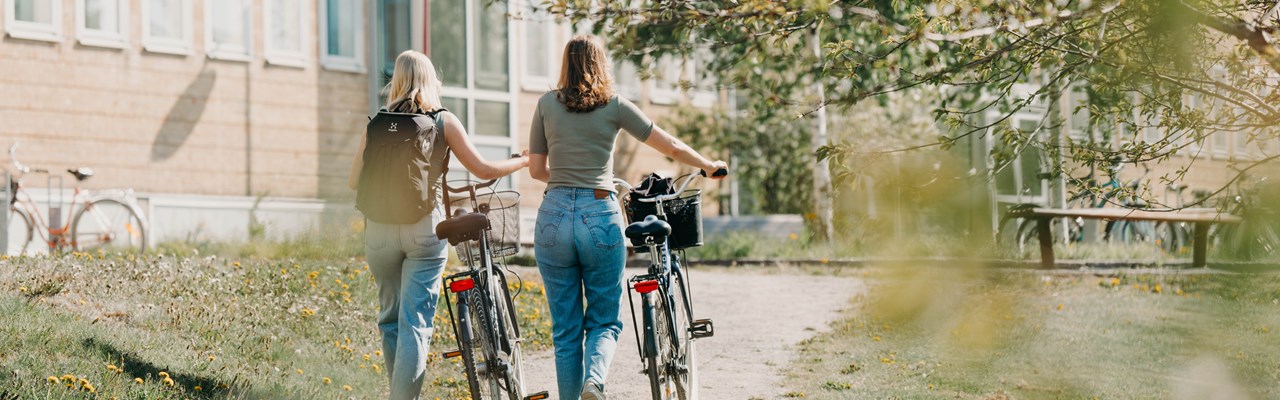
[511,266,866,399]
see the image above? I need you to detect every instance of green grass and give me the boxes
[0,251,551,399]
[785,267,1280,399]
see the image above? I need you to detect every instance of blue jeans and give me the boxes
[535,188,627,399]
[365,212,449,400]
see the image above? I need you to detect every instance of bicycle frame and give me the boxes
[10,169,87,251]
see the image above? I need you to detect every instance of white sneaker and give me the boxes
[581,380,606,400]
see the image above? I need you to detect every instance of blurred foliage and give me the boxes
[542,0,1280,204]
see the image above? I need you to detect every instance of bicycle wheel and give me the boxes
[642,292,667,400]
[646,285,690,400]
[7,207,32,256]
[669,269,695,400]
[71,198,145,252]
[1153,221,1186,254]
[456,290,486,399]
[463,270,507,400]
[493,271,526,400]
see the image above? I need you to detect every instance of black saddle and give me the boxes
[67,167,94,182]
[436,212,489,245]
[625,215,671,241]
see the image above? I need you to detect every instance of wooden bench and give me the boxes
[1007,207,1242,268]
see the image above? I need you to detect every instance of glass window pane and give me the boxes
[475,1,508,91]
[270,0,301,52]
[211,2,246,47]
[524,11,550,79]
[14,0,52,23]
[475,100,509,137]
[326,0,355,57]
[150,0,183,39]
[1018,120,1043,197]
[430,0,467,87]
[477,145,514,190]
[84,0,120,31]
[380,0,412,86]
[442,96,467,123]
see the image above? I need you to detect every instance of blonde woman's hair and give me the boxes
[383,50,444,114]
[557,35,614,113]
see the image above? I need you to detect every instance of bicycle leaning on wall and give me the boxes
[615,168,726,400]
[6,143,148,255]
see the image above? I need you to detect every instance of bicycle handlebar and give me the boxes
[9,143,29,174]
[615,168,729,203]
[445,179,498,194]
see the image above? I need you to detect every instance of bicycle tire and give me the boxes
[7,207,32,256]
[457,291,485,399]
[467,269,508,400]
[492,270,525,400]
[669,267,695,400]
[70,198,146,253]
[642,291,666,400]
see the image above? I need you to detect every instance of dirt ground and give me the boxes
[509,266,866,399]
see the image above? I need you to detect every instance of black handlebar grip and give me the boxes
[699,168,729,177]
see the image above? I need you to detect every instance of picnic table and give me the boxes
[1007,207,1242,268]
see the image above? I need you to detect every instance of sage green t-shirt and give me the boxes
[529,92,655,192]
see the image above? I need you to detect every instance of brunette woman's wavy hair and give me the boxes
[557,35,614,113]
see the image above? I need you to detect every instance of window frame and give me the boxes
[5,0,63,43]
[75,0,128,48]
[433,0,518,190]
[263,0,308,68]
[205,0,253,62]
[141,0,193,55]
[319,0,365,73]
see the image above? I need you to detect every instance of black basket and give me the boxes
[449,190,520,263]
[624,189,703,249]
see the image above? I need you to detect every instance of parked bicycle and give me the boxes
[435,171,548,400]
[1002,163,1154,255]
[6,143,147,255]
[1207,174,1280,260]
[614,168,726,400]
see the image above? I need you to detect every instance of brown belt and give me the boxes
[594,189,611,199]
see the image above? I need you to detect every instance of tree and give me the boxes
[543,0,1280,212]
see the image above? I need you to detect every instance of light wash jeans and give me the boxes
[534,187,627,400]
[365,212,449,400]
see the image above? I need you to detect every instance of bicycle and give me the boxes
[614,168,726,400]
[1207,175,1280,260]
[6,143,147,255]
[435,172,548,400]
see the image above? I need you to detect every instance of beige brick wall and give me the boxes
[0,0,370,200]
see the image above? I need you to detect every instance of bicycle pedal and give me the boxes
[443,350,462,359]
[689,318,714,339]
[524,391,550,400]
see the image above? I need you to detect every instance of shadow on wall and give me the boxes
[151,66,217,162]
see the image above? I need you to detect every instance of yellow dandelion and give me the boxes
[233,261,240,267]
[788,233,799,240]
[1153,284,1162,294]
[134,377,144,384]
[18,286,27,293]
[363,354,371,361]
[359,363,367,369]
[82,383,96,393]
[195,385,203,391]
[1056,303,1064,311]
[61,374,75,381]
[162,377,175,387]
[374,350,382,357]
[158,371,169,379]
[107,364,118,372]
[323,377,332,385]
[79,378,89,386]
[873,336,881,342]
[343,385,353,391]
[208,355,217,362]
[372,364,382,372]
[46,376,59,384]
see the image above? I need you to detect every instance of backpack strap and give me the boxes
[430,110,450,216]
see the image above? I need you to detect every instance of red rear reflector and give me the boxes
[449,278,475,292]
[634,280,660,294]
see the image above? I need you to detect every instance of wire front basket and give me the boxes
[448,189,521,264]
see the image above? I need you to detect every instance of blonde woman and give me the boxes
[528,36,727,400]
[349,50,529,400]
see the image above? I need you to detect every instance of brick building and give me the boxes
[0,0,719,250]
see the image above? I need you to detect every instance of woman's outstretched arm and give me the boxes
[442,112,530,180]
[642,126,728,179]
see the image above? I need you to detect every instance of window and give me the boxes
[520,2,558,91]
[1067,85,1090,142]
[264,0,306,67]
[206,0,252,61]
[320,0,364,72]
[614,59,641,100]
[1211,131,1230,158]
[76,0,128,48]
[687,48,718,108]
[5,0,62,42]
[142,0,192,55]
[377,0,412,86]
[650,55,683,105]
[431,0,515,189]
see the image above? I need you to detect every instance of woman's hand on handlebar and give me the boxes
[701,160,729,180]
